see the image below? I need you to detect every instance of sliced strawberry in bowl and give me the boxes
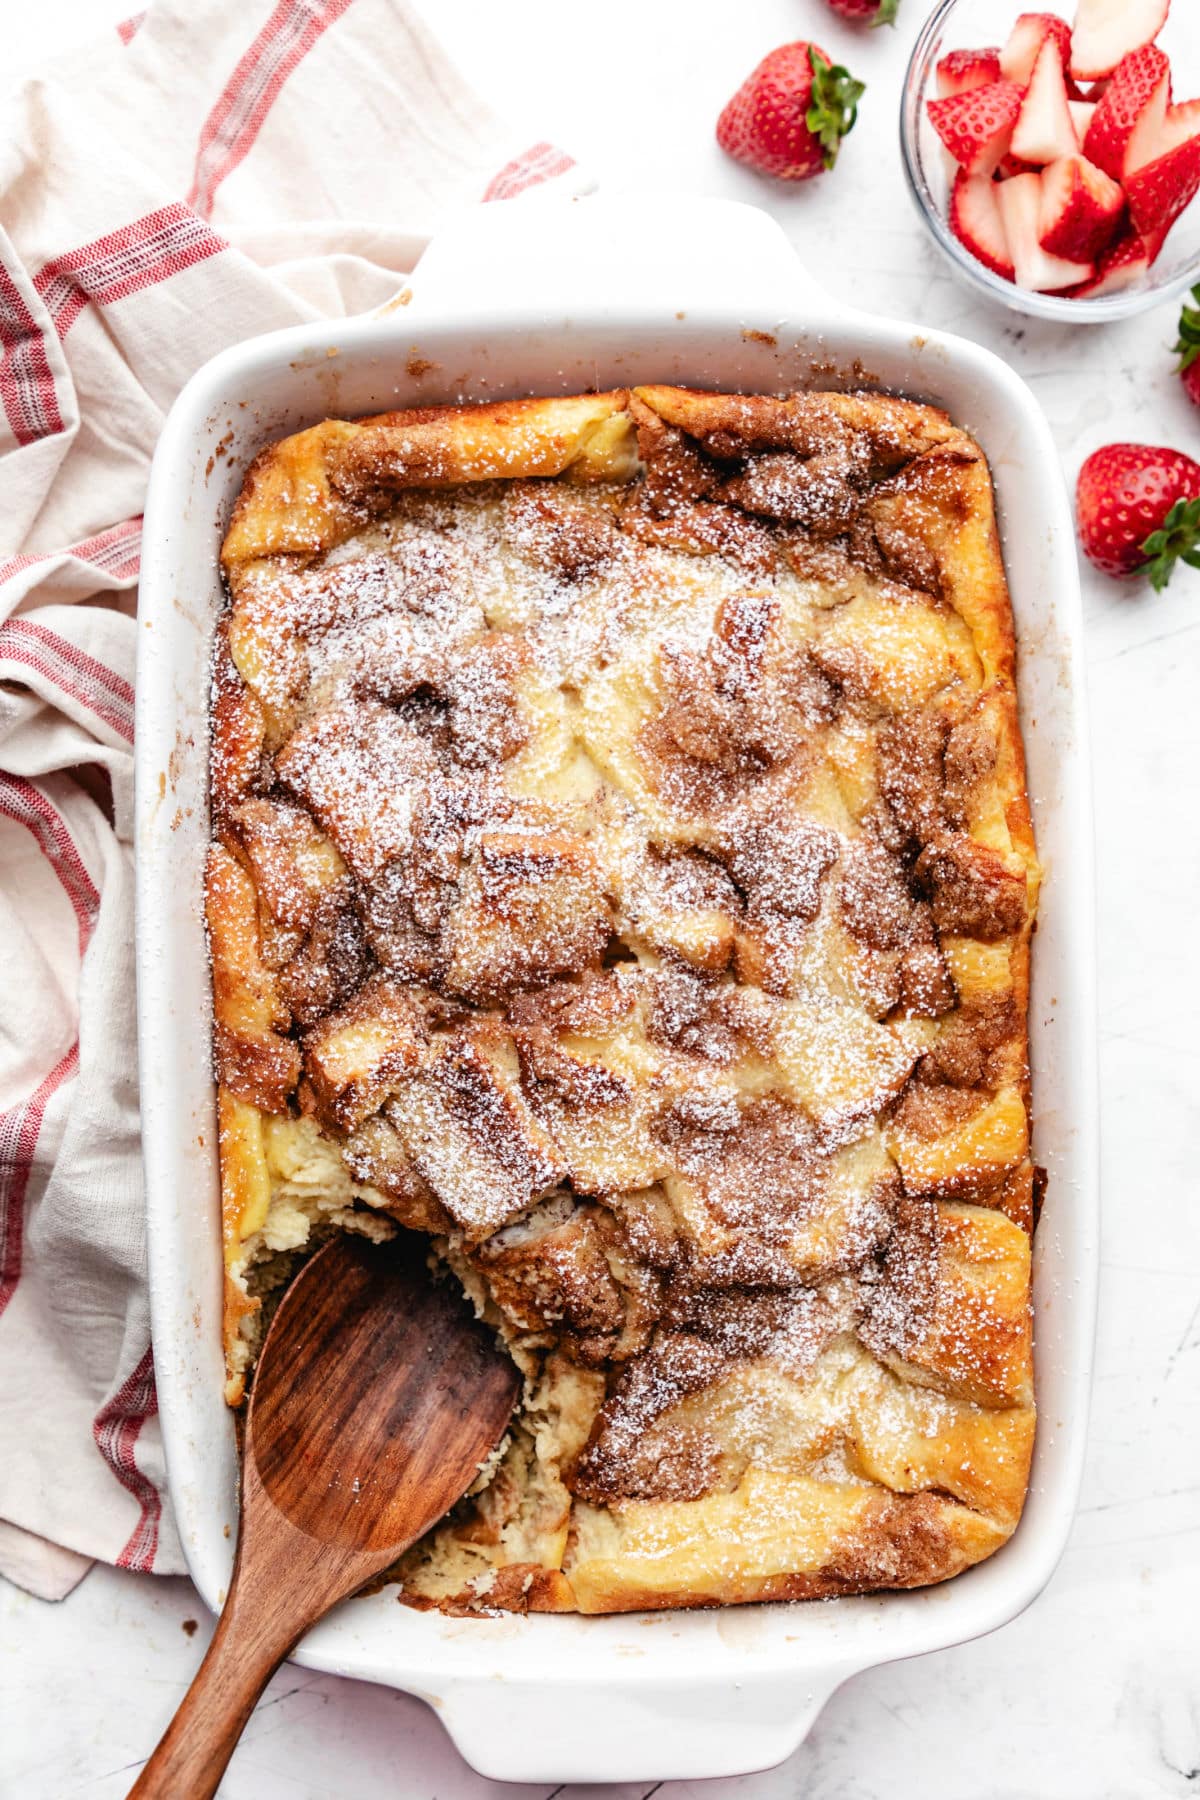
[936,47,1002,99]
[1066,221,1167,295]
[1069,99,1098,141]
[1011,38,1081,165]
[1082,44,1171,180]
[1125,93,1200,240]
[1127,132,1200,241]
[996,151,1044,179]
[998,169,1095,288]
[1000,12,1072,86]
[1038,153,1126,261]
[949,170,1015,278]
[1069,0,1170,84]
[927,80,1025,177]
[908,0,1199,314]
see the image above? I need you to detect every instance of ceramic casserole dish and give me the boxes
[135,194,1099,1785]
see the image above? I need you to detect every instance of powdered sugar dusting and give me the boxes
[214,391,1036,1608]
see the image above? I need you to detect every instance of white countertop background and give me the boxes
[3,1,1199,1795]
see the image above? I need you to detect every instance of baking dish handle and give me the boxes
[392,192,831,321]
[431,1665,854,1785]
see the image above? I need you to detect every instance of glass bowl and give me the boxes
[900,0,1200,321]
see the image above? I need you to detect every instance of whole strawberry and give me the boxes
[827,0,899,23]
[1076,443,1200,588]
[1173,284,1200,410]
[717,43,865,180]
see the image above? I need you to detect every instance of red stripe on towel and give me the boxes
[0,776,99,953]
[483,141,576,202]
[93,1346,161,1571]
[189,0,357,218]
[0,778,99,1320]
[0,1044,79,1321]
[0,259,64,446]
[0,620,136,742]
[35,206,227,340]
[0,516,142,588]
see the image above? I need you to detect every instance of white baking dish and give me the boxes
[135,194,1098,1785]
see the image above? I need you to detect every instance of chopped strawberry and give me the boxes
[1068,99,1097,140]
[1125,95,1200,239]
[717,43,866,180]
[1081,44,1171,180]
[949,171,1016,278]
[928,80,1025,177]
[1127,134,1200,239]
[936,46,1003,99]
[1067,221,1166,294]
[1125,78,1192,172]
[1038,154,1126,261]
[1000,13,1072,86]
[1174,285,1200,409]
[827,0,899,22]
[1069,0,1170,83]
[1011,38,1080,165]
[1076,442,1200,587]
[996,151,1043,179]
[998,169,1095,289]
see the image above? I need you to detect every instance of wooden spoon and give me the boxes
[130,1231,519,1800]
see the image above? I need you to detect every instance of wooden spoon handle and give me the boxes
[128,1575,304,1800]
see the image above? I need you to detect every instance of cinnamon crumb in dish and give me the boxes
[208,386,1039,1615]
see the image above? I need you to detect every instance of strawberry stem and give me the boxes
[1141,497,1200,592]
[806,46,866,170]
[872,0,901,24]
[1173,283,1200,374]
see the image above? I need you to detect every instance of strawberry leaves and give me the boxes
[806,46,866,169]
[1142,496,1200,591]
[1173,283,1200,374]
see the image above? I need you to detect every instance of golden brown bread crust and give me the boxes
[220,393,639,580]
[209,385,1040,1612]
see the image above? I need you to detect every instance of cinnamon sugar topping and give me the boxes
[210,386,1039,1614]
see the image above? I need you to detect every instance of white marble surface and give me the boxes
[4,0,1199,1795]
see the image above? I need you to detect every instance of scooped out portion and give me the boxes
[208,385,1039,1615]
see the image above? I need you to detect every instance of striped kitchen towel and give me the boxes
[0,0,587,1601]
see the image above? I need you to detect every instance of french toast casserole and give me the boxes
[206,384,1040,1616]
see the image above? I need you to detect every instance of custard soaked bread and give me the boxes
[208,385,1039,1614]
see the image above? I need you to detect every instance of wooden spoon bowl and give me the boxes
[130,1231,519,1799]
